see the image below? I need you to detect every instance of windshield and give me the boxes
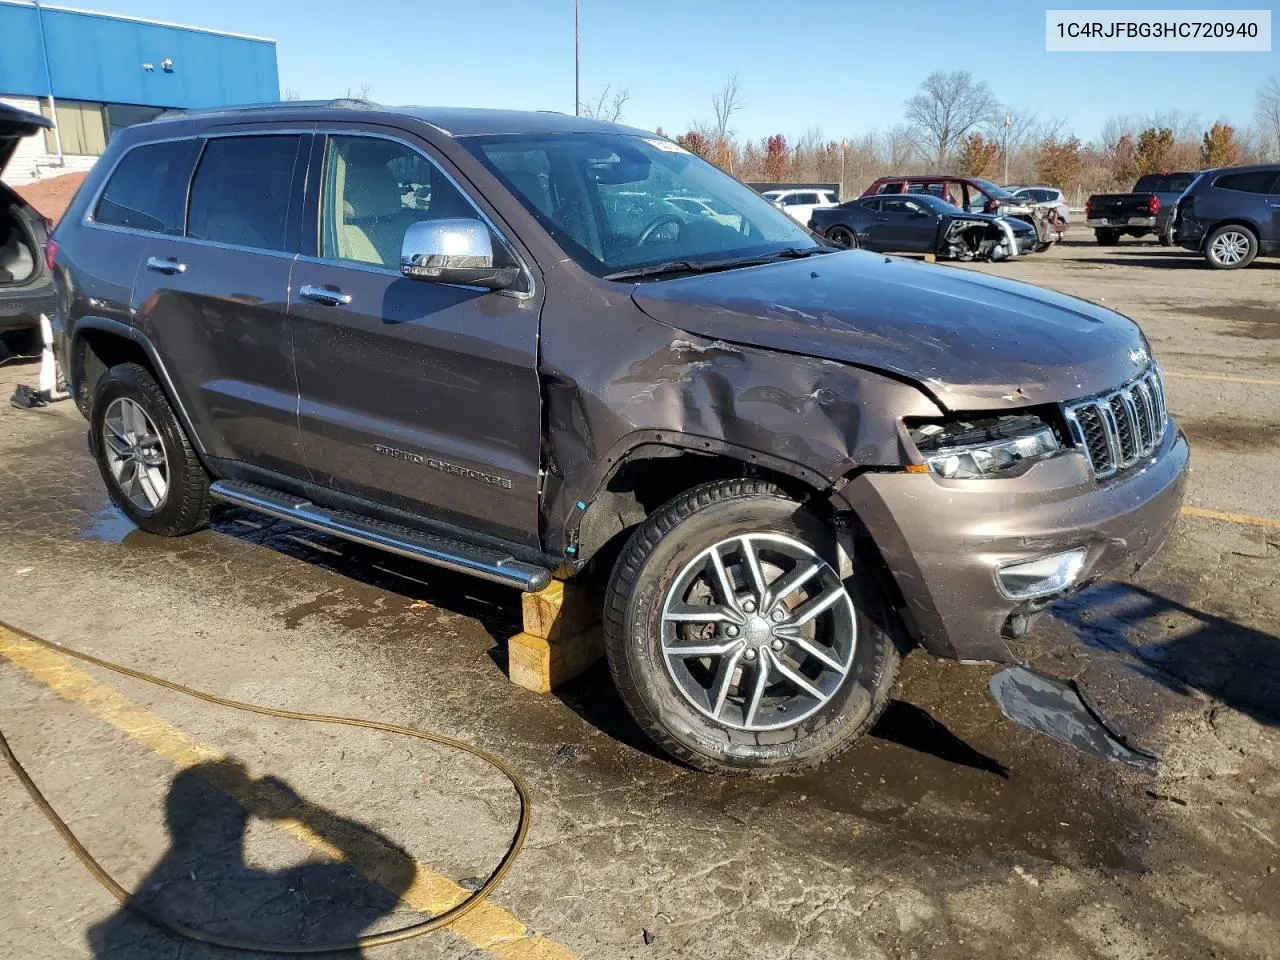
[463,133,819,277]
[971,178,1014,199]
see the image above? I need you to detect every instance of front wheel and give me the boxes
[827,226,858,249]
[603,480,901,775]
[1204,225,1257,269]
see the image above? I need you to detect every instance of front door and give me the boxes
[132,132,310,477]
[877,197,934,251]
[289,131,543,546]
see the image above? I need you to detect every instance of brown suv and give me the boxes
[49,102,1189,774]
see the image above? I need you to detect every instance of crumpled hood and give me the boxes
[631,251,1151,411]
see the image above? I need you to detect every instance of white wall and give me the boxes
[1,94,100,185]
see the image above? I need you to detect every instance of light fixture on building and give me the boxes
[161,58,174,72]
[142,62,155,71]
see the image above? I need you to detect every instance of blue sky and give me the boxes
[89,0,1275,143]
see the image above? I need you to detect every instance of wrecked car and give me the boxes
[808,193,1037,260]
[50,103,1188,775]
[0,104,57,351]
[862,175,1060,250]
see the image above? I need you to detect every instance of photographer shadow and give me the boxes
[87,758,417,959]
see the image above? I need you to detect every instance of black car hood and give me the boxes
[631,251,1151,410]
[0,103,52,177]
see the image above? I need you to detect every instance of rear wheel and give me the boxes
[1095,228,1120,245]
[1204,225,1257,269]
[91,362,211,536]
[1158,221,1175,246]
[603,480,901,775]
[827,226,858,249]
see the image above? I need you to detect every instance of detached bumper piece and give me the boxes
[989,665,1158,773]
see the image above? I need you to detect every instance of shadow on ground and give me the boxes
[87,759,417,959]
[1054,581,1280,728]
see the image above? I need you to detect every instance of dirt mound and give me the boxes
[12,172,89,225]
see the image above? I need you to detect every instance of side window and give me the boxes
[187,136,301,251]
[1215,171,1278,194]
[860,198,881,212]
[321,135,478,267]
[94,139,199,234]
[882,198,909,214]
[780,193,802,206]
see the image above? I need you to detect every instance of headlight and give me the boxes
[910,415,1060,479]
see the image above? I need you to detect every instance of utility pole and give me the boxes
[33,0,63,163]
[574,0,580,116]
[1002,113,1011,185]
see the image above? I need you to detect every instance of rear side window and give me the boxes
[94,139,199,234]
[1133,173,1196,193]
[187,135,302,251]
[1214,171,1278,194]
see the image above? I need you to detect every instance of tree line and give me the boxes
[581,71,1280,203]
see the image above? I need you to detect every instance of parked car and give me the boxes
[861,175,1058,248]
[664,194,743,229]
[1005,185,1070,238]
[760,187,837,225]
[1174,165,1280,269]
[1085,172,1196,246]
[809,193,1037,260]
[51,102,1188,775]
[0,103,57,350]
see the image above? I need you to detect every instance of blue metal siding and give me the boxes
[0,3,278,107]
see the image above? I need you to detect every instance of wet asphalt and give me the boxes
[0,238,1277,960]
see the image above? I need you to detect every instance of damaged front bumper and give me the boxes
[834,425,1189,664]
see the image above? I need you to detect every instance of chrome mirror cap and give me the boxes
[400,218,519,290]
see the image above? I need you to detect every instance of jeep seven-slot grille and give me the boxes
[1063,366,1168,478]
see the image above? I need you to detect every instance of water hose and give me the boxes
[0,619,531,953]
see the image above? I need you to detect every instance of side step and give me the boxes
[209,480,552,592]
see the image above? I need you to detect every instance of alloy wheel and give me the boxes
[101,397,169,511]
[660,534,856,731]
[1211,231,1250,265]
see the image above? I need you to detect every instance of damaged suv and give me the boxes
[50,103,1189,774]
[1,104,57,346]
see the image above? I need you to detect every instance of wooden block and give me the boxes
[521,579,599,642]
[508,626,605,694]
[923,253,937,263]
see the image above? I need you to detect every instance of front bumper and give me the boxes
[836,426,1189,662]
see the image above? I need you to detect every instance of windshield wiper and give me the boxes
[604,246,831,282]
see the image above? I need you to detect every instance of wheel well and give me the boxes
[1208,218,1261,238]
[573,445,826,574]
[72,329,155,415]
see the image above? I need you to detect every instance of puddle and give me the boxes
[75,504,137,542]
[1200,302,1280,340]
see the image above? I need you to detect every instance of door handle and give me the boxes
[875,216,889,222]
[145,256,186,275]
[299,285,352,306]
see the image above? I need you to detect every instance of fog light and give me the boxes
[996,549,1087,600]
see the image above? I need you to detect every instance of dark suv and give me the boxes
[1174,164,1280,268]
[50,102,1189,775]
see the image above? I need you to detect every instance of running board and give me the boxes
[209,480,552,592]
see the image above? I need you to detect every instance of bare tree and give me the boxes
[904,71,999,167]
[712,74,746,146]
[282,87,301,102]
[344,84,373,101]
[1257,75,1280,160]
[579,85,630,123]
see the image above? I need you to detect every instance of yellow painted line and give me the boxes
[0,627,577,960]
[1181,506,1280,530]
[1163,370,1280,387]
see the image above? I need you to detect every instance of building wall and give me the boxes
[0,1,278,184]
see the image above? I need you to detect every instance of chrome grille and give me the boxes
[1063,366,1168,479]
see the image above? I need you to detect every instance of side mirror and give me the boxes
[400,218,521,291]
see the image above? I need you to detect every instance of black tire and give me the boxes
[1095,228,1120,245]
[603,480,902,775]
[1203,224,1258,270]
[1158,221,1175,246]
[827,225,858,249]
[91,362,211,536]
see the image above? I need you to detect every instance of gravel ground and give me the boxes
[0,237,1277,960]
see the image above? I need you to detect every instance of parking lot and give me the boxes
[1,237,1277,959]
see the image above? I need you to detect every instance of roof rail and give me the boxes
[157,98,380,120]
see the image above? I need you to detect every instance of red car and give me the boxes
[860,175,1058,247]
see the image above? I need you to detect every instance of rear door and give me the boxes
[288,128,543,546]
[131,130,311,477]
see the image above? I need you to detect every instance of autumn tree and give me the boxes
[1134,127,1175,174]
[763,134,788,180]
[1201,121,1240,167]
[904,71,999,166]
[675,131,711,159]
[1036,136,1082,189]
[956,132,999,177]
[1105,132,1137,184]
